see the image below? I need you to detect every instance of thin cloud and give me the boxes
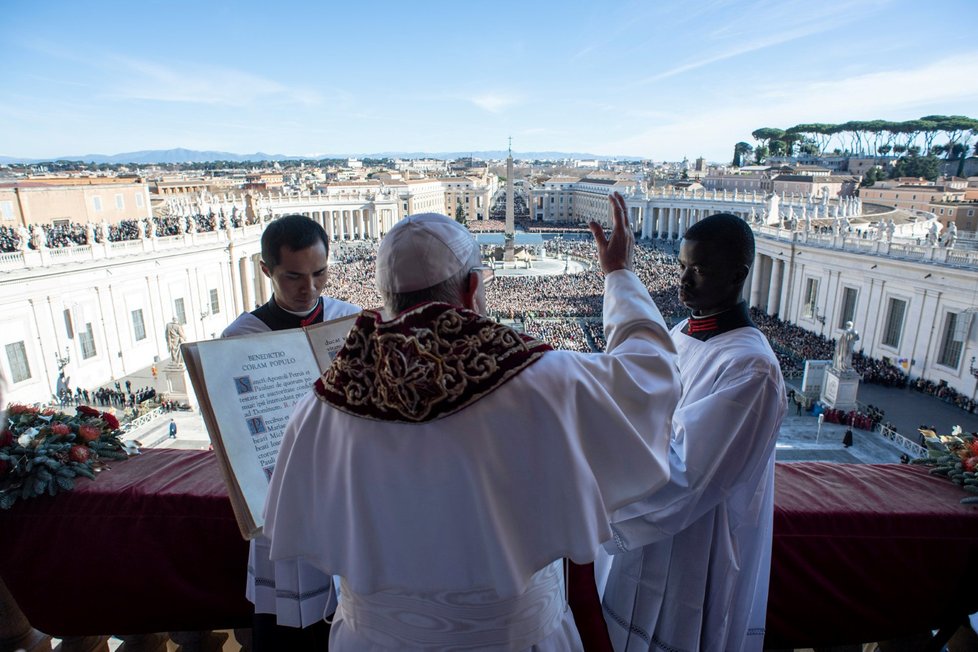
[469,93,520,113]
[106,57,325,107]
[636,0,892,85]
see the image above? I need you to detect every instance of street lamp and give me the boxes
[54,346,70,372]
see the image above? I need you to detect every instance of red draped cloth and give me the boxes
[0,450,250,636]
[767,462,978,647]
[1,452,977,645]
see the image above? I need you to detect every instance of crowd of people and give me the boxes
[910,377,977,413]
[0,212,253,253]
[521,318,595,353]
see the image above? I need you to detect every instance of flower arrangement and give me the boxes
[0,404,129,510]
[913,425,978,505]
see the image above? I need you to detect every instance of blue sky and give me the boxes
[2,0,977,161]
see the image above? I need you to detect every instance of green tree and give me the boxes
[890,154,940,181]
[455,203,466,226]
[732,141,753,167]
[753,145,769,164]
[861,167,884,187]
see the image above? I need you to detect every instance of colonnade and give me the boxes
[272,206,388,241]
[628,200,760,240]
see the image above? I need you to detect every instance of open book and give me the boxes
[182,314,357,539]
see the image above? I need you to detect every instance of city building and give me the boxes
[0,178,152,226]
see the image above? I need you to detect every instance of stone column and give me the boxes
[239,256,253,312]
[228,247,243,316]
[252,255,266,305]
[767,258,784,317]
[750,254,764,308]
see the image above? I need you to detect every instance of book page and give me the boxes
[195,330,321,532]
[304,313,359,372]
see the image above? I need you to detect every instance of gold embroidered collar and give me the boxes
[314,302,552,423]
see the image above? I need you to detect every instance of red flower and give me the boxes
[40,408,57,416]
[101,412,120,431]
[0,429,13,448]
[76,425,101,443]
[969,439,978,457]
[50,422,71,437]
[964,456,978,473]
[8,404,39,415]
[68,445,90,463]
[77,405,100,417]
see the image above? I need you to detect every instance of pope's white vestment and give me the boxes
[263,270,681,651]
[600,317,787,652]
[223,296,360,627]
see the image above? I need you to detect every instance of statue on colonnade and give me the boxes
[943,221,957,249]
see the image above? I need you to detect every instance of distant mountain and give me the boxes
[0,148,292,165]
[0,148,640,165]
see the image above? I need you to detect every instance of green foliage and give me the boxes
[861,166,891,187]
[740,115,978,159]
[732,141,752,167]
[890,154,940,181]
[0,405,128,509]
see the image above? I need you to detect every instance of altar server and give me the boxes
[601,213,787,651]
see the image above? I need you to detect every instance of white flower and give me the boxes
[17,427,39,447]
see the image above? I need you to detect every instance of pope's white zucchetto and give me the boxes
[376,213,478,294]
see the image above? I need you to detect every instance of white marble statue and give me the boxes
[943,221,958,249]
[15,225,29,251]
[30,224,45,249]
[833,321,860,372]
[165,318,187,365]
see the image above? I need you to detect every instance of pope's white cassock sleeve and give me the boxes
[600,326,786,652]
[262,270,681,651]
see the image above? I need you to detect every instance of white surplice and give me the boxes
[263,270,681,651]
[600,322,787,652]
[222,296,360,627]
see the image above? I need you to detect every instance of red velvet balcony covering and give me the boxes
[0,452,976,645]
[766,462,978,647]
[0,449,251,636]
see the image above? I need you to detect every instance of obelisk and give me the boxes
[504,137,515,261]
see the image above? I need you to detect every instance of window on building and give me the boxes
[79,323,97,359]
[937,312,965,368]
[209,289,220,314]
[839,287,858,329]
[174,297,187,324]
[803,278,819,318]
[881,298,907,348]
[131,308,146,341]
[5,341,31,383]
[135,193,144,208]
[92,196,102,212]
[115,194,125,210]
[0,200,14,221]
